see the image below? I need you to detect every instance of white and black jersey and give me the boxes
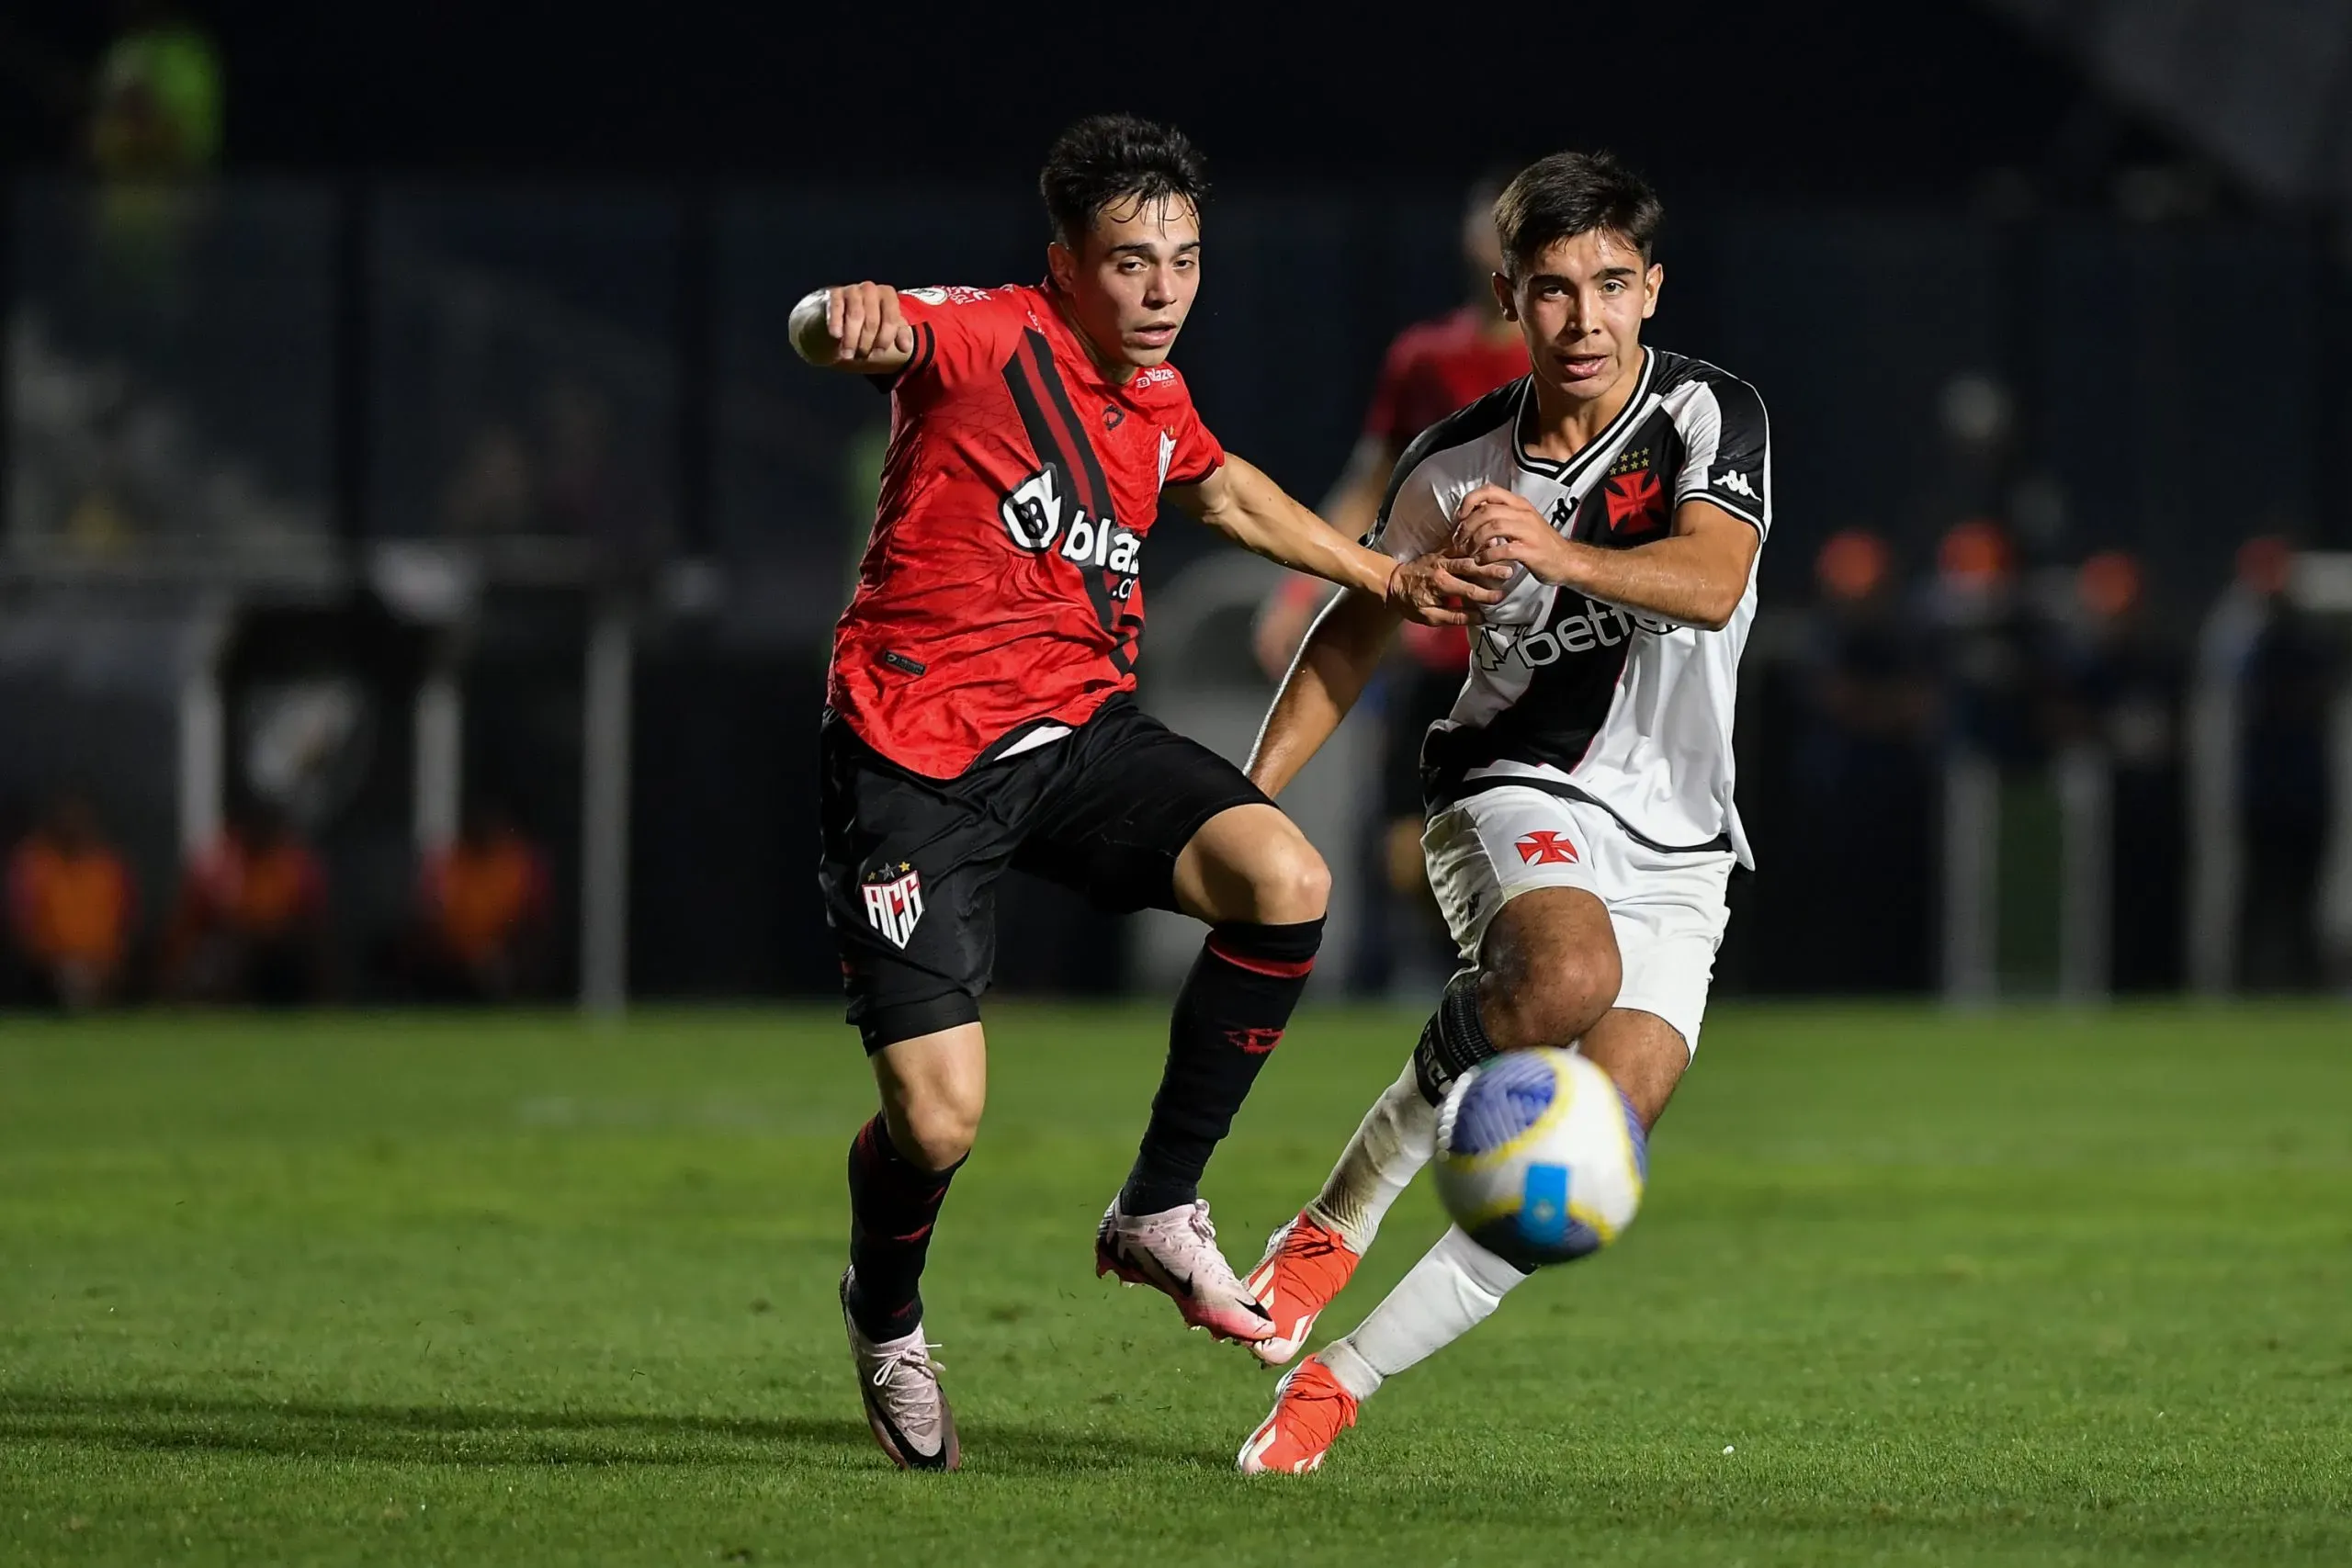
[1369,348,1771,866]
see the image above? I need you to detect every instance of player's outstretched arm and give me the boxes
[1245,588,1399,798]
[789,283,917,374]
[1170,454,1504,626]
[1456,486,1759,631]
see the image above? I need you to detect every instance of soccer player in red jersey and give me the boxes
[788,115,1500,1472]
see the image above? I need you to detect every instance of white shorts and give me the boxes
[1422,786,1736,1055]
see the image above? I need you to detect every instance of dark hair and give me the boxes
[1038,114,1209,243]
[1494,152,1663,276]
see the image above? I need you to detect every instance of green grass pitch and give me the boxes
[3,1002,2348,1565]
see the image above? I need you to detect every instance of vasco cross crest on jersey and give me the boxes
[1604,447,1665,535]
[861,862,925,949]
[1515,831,1579,865]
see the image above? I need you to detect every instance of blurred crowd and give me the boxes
[2,795,553,1010]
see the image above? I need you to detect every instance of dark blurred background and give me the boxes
[5,0,2349,1011]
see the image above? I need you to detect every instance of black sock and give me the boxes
[843,1113,960,1342]
[1411,966,1498,1105]
[1119,918,1324,1216]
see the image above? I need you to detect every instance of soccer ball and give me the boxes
[1431,1048,1647,1269]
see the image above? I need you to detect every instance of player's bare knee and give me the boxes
[1250,834,1331,925]
[889,1090,981,1171]
[1479,944,1617,1051]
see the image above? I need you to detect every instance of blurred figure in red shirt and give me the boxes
[1253,175,1531,680]
[410,799,553,1002]
[162,804,329,1004]
[6,792,138,1009]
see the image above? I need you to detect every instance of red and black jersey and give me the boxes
[1363,306,1531,454]
[830,282,1225,779]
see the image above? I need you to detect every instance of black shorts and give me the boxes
[818,695,1271,1052]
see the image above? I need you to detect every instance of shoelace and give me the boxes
[1186,1201,1219,1246]
[868,1341,944,1389]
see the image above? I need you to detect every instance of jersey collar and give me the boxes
[1036,280,1133,395]
[1512,347,1656,489]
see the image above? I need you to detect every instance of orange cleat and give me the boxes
[1236,1354,1359,1473]
[1242,1210,1362,1367]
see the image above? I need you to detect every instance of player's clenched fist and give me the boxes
[790,282,915,370]
[1455,485,1573,583]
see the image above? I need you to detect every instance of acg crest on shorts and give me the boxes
[861,862,925,950]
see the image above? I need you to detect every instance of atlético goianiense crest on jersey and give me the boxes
[861,862,924,949]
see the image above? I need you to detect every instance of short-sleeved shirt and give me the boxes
[830,282,1225,779]
[1369,348,1772,864]
[1363,307,1532,452]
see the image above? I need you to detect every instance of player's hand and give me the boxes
[824,282,914,366]
[1455,485,1576,585]
[1385,548,1511,626]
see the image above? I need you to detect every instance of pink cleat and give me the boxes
[1094,1197,1276,1344]
[841,1269,959,1472]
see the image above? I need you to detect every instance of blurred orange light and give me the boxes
[1815,529,1891,603]
[2077,550,2142,620]
[1938,517,2014,585]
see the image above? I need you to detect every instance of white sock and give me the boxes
[1305,1059,1438,1252]
[1319,1225,1529,1401]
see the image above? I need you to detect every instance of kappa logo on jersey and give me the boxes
[1713,468,1758,501]
[860,862,924,949]
[999,465,1145,576]
[1516,830,1578,865]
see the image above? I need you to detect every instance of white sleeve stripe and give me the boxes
[1686,492,1768,535]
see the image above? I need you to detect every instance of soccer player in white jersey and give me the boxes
[1232,151,1772,1473]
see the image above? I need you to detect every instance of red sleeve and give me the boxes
[888,287,1023,397]
[1361,333,1425,449]
[1161,390,1224,489]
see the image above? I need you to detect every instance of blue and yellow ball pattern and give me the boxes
[1431,1048,1647,1269]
